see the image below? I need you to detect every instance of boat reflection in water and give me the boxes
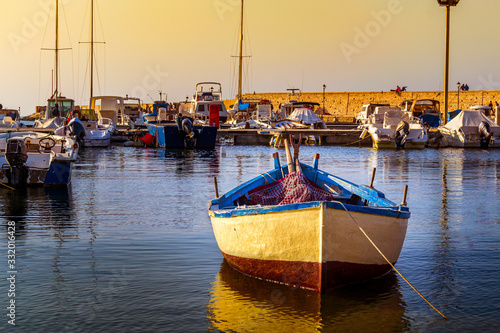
[207,260,409,332]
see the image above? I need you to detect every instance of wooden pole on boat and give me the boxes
[213,176,219,198]
[290,134,302,172]
[284,137,295,174]
[313,153,320,170]
[401,185,409,206]
[369,167,376,188]
[272,152,280,170]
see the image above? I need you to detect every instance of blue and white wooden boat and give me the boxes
[209,152,410,292]
[0,131,78,187]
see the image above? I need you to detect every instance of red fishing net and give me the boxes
[248,171,336,206]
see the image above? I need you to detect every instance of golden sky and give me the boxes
[1,0,500,115]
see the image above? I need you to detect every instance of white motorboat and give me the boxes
[90,96,129,130]
[360,106,427,149]
[400,99,441,128]
[189,82,228,125]
[74,108,113,147]
[0,131,78,187]
[436,110,500,148]
[123,95,145,126]
[355,103,390,126]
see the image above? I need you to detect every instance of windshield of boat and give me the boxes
[47,99,74,118]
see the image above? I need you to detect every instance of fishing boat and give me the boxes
[435,110,500,148]
[34,0,76,129]
[209,138,410,292]
[360,106,428,149]
[0,131,78,187]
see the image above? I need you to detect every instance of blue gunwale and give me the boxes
[210,163,410,219]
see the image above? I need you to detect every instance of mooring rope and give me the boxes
[0,182,15,191]
[259,172,277,183]
[335,200,447,319]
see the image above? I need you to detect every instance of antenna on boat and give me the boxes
[287,88,300,96]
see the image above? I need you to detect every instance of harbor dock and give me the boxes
[218,126,372,146]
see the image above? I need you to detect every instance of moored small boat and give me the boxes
[436,110,500,148]
[0,131,78,187]
[360,106,427,149]
[208,142,410,292]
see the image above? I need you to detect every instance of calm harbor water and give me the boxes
[1,145,500,332]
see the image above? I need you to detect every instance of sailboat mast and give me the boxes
[237,0,244,101]
[55,0,59,100]
[90,0,94,100]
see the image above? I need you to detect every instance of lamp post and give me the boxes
[456,81,461,110]
[438,0,460,124]
[322,84,326,115]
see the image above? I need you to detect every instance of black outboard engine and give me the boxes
[5,138,28,187]
[478,121,493,149]
[181,117,196,149]
[395,120,410,148]
[68,120,86,145]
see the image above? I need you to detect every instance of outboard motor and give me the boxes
[68,120,86,145]
[395,120,410,148]
[5,138,29,187]
[181,117,196,149]
[478,121,493,149]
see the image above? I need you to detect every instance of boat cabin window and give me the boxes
[48,100,74,118]
[197,105,206,112]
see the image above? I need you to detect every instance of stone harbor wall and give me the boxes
[225,90,500,122]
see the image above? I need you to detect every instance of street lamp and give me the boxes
[322,84,326,115]
[438,0,461,124]
[456,81,461,110]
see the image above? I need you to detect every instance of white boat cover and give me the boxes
[383,110,411,130]
[443,110,499,132]
[287,108,326,128]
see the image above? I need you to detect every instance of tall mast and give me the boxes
[90,0,94,100]
[237,0,244,101]
[54,0,59,101]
